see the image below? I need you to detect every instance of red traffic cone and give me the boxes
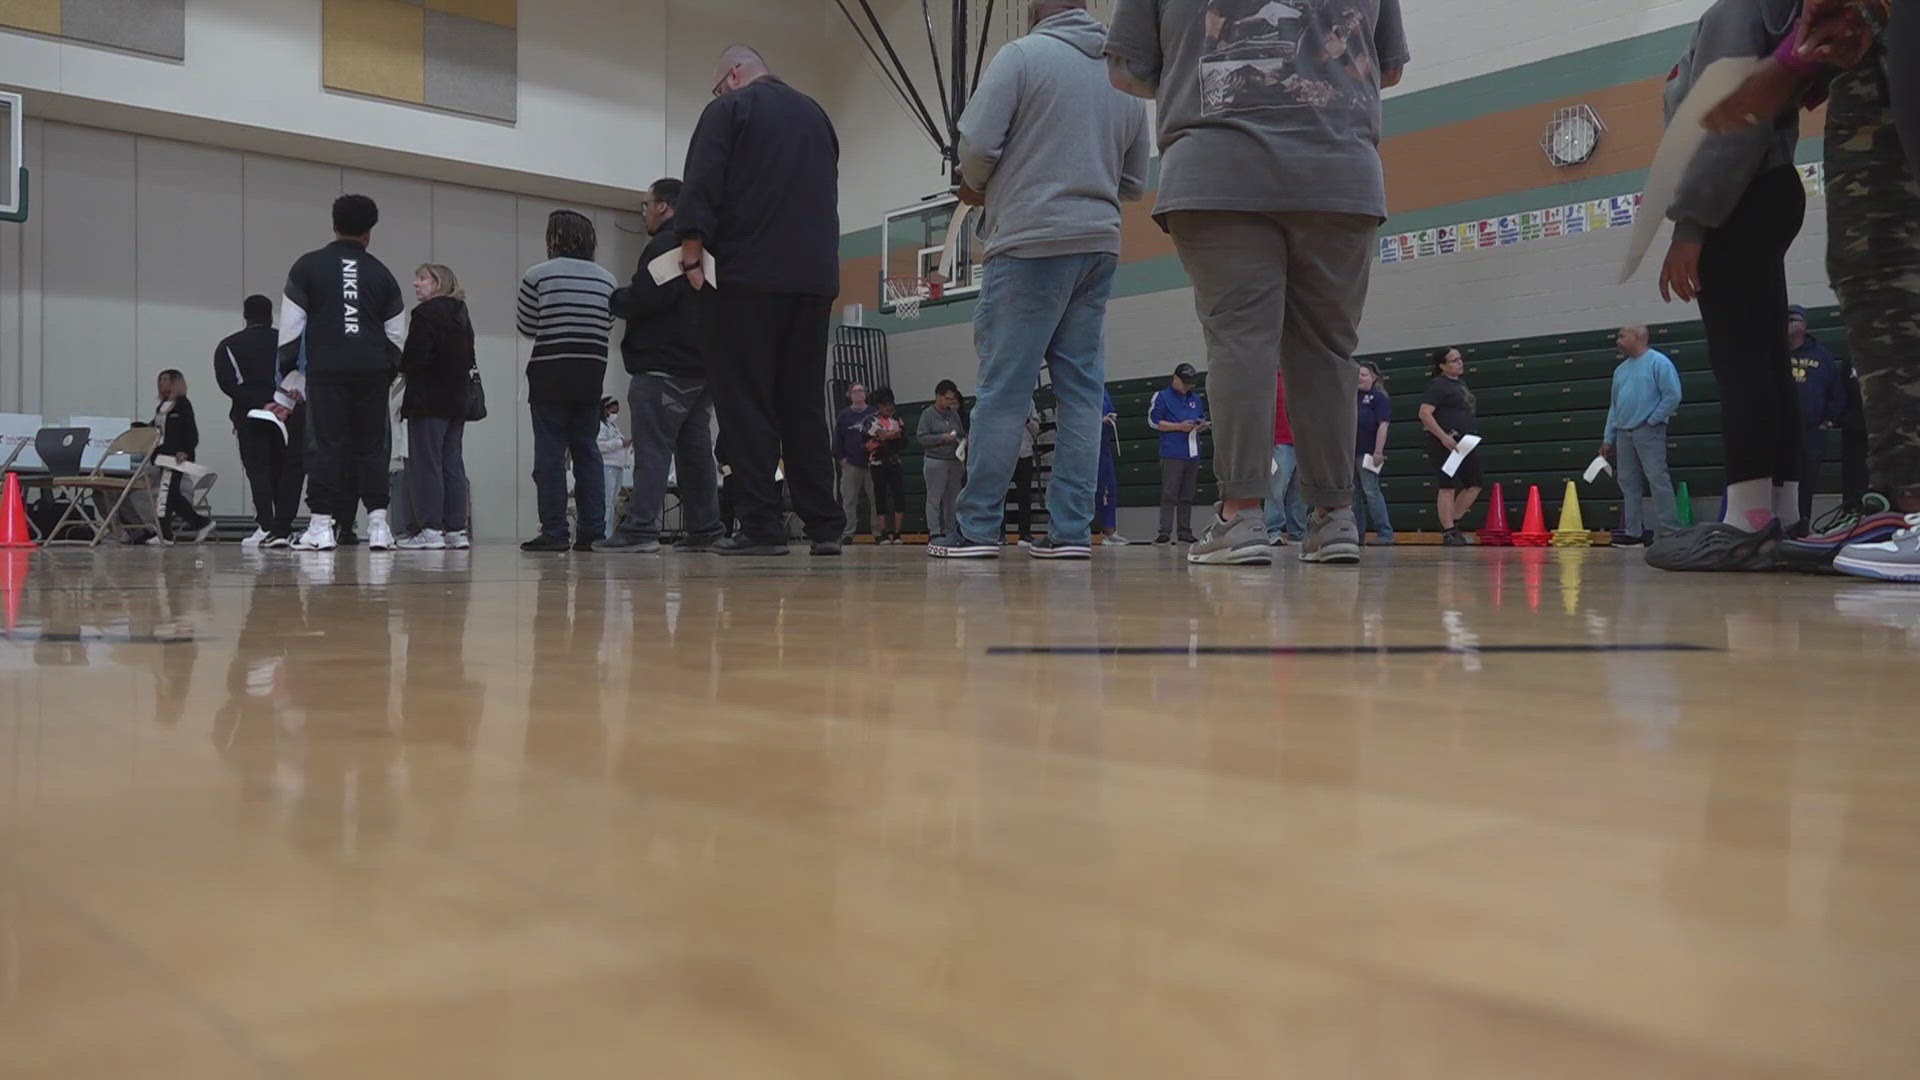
[1,548,27,634]
[0,472,36,548]
[1514,484,1551,547]
[1478,481,1513,546]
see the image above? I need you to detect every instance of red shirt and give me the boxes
[1273,375,1294,446]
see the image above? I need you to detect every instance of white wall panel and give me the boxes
[38,124,137,423]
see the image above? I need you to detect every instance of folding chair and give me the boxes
[47,426,162,546]
[14,427,90,542]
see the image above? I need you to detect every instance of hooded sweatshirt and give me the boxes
[956,9,1151,262]
[1663,0,1804,243]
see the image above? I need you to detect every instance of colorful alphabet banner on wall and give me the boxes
[323,0,518,123]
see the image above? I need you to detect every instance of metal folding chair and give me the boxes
[46,426,162,546]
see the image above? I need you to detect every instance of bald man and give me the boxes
[676,45,845,556]
[1600,324,1684,545]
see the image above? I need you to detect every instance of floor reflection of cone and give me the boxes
[1479,481,1513,546]
[1515,485,1551,547]
[1523,548,1546,612]
[1551,480,1593,547]
[1560,549,1586,615]
[1,548,29,634]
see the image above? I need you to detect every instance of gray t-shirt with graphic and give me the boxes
[1107,0,1410,222]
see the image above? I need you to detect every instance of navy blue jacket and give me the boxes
[1791,334,1847,427]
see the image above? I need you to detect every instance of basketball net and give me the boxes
[885,275,928,320]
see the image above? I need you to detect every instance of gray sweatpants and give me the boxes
[614,373,722,543]
[839,461,873,536]
[1159,457,1200,535]
[1167,210,1374,506]
[923,457,964,538]
[406,417,468,532]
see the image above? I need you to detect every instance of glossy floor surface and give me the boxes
[1,542,1917,1079]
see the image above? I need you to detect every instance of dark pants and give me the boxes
[235,408,305,533]
[306,377,391,516]
[1698,166,1805,486]
[1159,457,1201,536]
[530,400,604,541]
[1005,455,1036,539]
[613,373,721,544]
[157,468,211,538]
[1840,403,1869,508]
[407,417,469,533]
[1799,425,1827,523]
[871,461,905,518]
[698,288,843,543]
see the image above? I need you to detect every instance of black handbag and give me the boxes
[464,368,488,422]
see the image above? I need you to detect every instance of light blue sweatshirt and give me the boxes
[1604,347,1683,445]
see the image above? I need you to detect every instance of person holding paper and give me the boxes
[918,382,970,544]
[1149,363,1209,545]
[1600,324,1684,547]
[215,294,304,547]
[1419,348,1482,546]
[1355,362,1394,545]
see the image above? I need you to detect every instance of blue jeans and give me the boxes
[1616,422,1679,536]
[529,400,605,541]
[957,251,1117,546]
[1264,444,1309,540]
[1353,455,1393,540]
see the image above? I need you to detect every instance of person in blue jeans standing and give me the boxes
[928,0,1150,561]
[1266,373,1308,544]
[1600,323,1683,546]
[1354,361,1395,544]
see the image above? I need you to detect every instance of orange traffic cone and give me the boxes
[1514,484,1551,547]
[0,472,35,548]
[1478,481,1513,546]
[1,548,27,634]
[1551,479,1593,547]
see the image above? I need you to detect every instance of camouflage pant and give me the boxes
[1826,62,1920,501]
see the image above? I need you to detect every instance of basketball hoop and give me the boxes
[885,275,932,320]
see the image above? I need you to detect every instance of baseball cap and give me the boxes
[1787,304,1809,323]
[1173,363,1199,381]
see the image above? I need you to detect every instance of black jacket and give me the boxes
[278,239,406,381]
[155,396,200,458]
[400,296,478,420]
[214,323,280,423]
[677,76,841,297]
[611,224,705,379]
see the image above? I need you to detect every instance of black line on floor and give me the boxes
[986,643,1716,657]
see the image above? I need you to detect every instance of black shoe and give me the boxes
[338,529,361,547]
[573,538,599,552]
[1028,536,1093,560]
[521,534,571,552]
[1442,528,1467,546]
[840,534,855,545]
[1610,531,1645,547]
[811,540,843,556]
[263,532,293,549]
[1177,532,1199,544]
[1153,534,1172,545]
[676,534,721,553]
[1646,521,1785,572]
[594,533,661,553]
[714,535,790,556]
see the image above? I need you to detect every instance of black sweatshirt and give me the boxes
[278,238,406,381]
[611,224,704,379]
[155,396,200,458]
[400,295,478,420]
[214,323,280,424]
[676,76,841,297]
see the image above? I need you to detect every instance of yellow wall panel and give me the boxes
[0,0,62,36]
[324,0,426,106]
[425,0,515,28]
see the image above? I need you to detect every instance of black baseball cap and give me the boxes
[1173,363,1199,381]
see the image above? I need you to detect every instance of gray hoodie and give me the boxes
[956,10,1151,262]
[1664,0,1804,242]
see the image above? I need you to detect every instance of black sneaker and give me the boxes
[1610,531,1645,547]
[521,534,571,552]
[677,534,721,553]
[1646,521,1784,572]
[1441,528,1467,546]
[928,533,1000,559]
[1028,536,1093,560]
[1177,532,1199,544]
[594,534,661,553]
[573,538,600,552]
[338,528,361,547]
[1153,534,1172,545]
[811,539,843,556]
[713,535,790,556]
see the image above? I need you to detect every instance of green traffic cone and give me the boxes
[1676,481,1694,527]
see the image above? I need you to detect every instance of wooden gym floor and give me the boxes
[1,542,1916,1078]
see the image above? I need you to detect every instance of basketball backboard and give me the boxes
[880,193,982,314]
[1,91,24,223]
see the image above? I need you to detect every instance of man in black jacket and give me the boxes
[595,179,724,554]
[676,45,844,556]
[278,194,406,552]
[216,294,305,546]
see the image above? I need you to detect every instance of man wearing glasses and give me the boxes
[676,44,845,556]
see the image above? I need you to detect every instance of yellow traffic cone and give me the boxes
[1551,479,1593,547]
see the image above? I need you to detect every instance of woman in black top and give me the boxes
[1418,347,1483,545]
[865,387,908,543]
[397,263,478,548]
[153,369,214,542]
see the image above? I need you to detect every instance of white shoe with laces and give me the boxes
[293,515,336,551]
[367,509,395,551]
[1834,513,1920,583]
[398,528,446,550]
[241,527,269,548]
[444,530,471,550]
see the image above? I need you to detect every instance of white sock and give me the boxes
[1773,482,1801,526]
[1722,479,1776,532]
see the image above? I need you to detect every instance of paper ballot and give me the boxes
[649,247,718,289]
[1584,455,1615,483]
[936,203,975,285]
[1441,434,1482,478]
[1621,57,1764,284]
[1362,453,1384,475]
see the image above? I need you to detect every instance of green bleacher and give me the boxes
[890,306,1849,535]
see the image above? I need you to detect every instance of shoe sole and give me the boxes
[1299,541,1362,564]
[715,546,790,556]
[1030,546,1092,560]
[1832,554,1920,582]
[1188,544,1274,565]
[928,543,999,558]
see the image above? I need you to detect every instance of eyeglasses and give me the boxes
[712,67,733,97]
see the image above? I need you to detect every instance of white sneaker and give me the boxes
[444,530,471,550]
[241,527,269,547]
[367,509,395,551]
[1104,532,1130,546]
[293,515,337,551]
[398,528,446,550]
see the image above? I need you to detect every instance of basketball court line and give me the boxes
[987,643,1716,657]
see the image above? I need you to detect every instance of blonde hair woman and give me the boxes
[396,263,477,549]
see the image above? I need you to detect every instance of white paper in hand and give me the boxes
[936,203,975,285]
[1442,434,1482,478]
[1584,455,1615,484]
[649,247,718,289]
[1621,57,1764,284]
[1362,453,1383,475]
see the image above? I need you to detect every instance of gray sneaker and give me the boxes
[1186,509,1274,566]
[1833,514,1920,582]
[1299,508,1362,564]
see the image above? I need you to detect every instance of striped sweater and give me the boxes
[517,256,617,405]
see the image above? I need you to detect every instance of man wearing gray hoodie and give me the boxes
[929,0,1151,561]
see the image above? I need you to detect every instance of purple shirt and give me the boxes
[1356,389,1391,455]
